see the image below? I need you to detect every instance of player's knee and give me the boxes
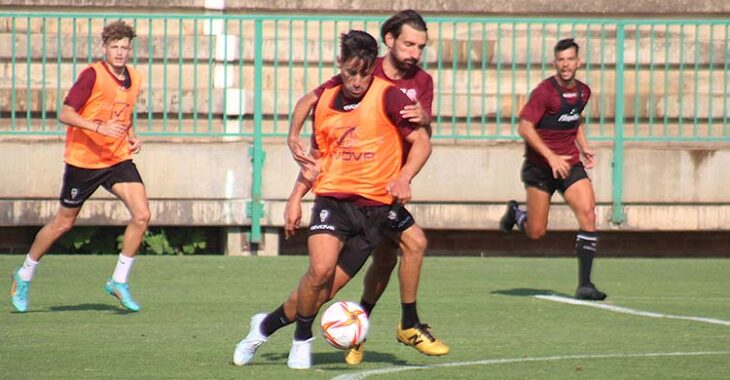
[50,212,77,235]
[578,208,596,227]
[131,209,151,228]
[305,264,335,288]
[372,242,398,270]
[372,250,397,271]
[526,228,546,240]
[54,219,75,235]
[402,234,427,258]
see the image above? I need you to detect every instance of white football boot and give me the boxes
[287,337,314,369]
[233,313,268,366]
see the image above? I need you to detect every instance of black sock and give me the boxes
[401,302,420,329]
[293,313,315,341]
[360,300,376,317]
[516,208,527,232]
[260,304,294,337]
[575,230,598,287]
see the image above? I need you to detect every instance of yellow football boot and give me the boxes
[344,341,365,365]
[396,323,449,356]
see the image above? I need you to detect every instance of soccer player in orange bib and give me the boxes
[285,10,448,365]
[233,30,432,369]
[10,20,150,313]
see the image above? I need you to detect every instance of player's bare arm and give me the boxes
[59,104,128,138]
[283,170,315,239]
[387,128,431,204]
[517,118,571,179]
[126,128,142,154]
[575,121,595,169]
[283,148,320,239]
[287,91,319,167]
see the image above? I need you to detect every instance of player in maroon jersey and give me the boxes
[500,38,607,301]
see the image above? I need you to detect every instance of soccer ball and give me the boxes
[320,301,369,350]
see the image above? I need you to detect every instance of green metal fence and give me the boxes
[2,13,728,141]
[1,13,729,235]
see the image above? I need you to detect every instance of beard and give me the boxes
[390,51,417,73]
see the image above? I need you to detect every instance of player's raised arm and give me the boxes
[287,91,319,167]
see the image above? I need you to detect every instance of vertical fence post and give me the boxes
[248,17,265,245]
[611,22,626,224]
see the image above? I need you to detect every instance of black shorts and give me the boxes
[59,160,143,208]
[308,196,391,278]
[521,160,589,196]
[385,204,416,233]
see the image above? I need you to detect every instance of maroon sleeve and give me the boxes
[581,82,591,105]
[63,67,96,111]
[519,83,550,125]
[312,74,342,98]
[416,71,434,118]
[384,86,418,139]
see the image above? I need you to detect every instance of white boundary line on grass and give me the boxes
[331,351,730,380]
[534,294,730,326]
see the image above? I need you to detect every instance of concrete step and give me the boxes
[3,118,728,141]
[2,84,729,121]
[2,21,727,65]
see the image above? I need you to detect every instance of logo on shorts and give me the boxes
[387,210,398,220]
[70,188,79,199]
[319,209,330,223]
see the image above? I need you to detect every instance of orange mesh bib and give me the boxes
[64,62,141,168]
[312,77,404,204]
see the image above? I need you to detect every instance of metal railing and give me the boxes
[2,12,729,236]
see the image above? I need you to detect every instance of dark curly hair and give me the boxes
[102,20,136,44]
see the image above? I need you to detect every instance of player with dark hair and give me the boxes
[286,9,447,365]
[10,20,149,313]
[500,38,607,301]
[232,29,432,369]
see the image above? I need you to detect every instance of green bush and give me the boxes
[140,227,207,256]
[52,227,209,255]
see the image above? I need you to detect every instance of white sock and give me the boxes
[17,254,39,282]
[112,253,135,284]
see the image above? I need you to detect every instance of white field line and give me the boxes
[331,351,730,380]
[534,294,730,326]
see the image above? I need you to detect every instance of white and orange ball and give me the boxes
[320,301,369,350]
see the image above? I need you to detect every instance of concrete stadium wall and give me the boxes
[0,138,250,227]
[2,138,729,255]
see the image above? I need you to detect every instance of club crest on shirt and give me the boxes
[401,88,418,102]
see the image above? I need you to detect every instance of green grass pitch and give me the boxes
[2,255,729,379]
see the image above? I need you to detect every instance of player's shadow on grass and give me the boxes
[491,288,572,298]
[45,303,133,314]
[259,351,407,367]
